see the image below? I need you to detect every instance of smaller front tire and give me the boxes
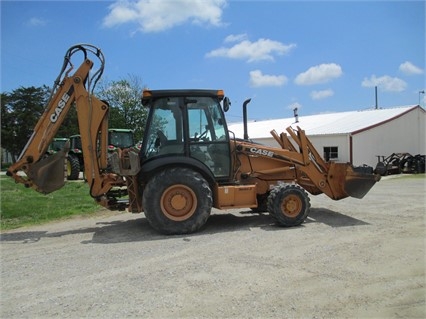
[66,155,80,180]
[267,184,310,227]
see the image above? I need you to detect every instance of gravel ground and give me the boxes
[1,175,425,319]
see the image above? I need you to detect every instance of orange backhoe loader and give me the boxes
[7,44,380,234]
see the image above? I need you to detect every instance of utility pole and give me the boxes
[419,90,425,107]
[375,86,378,109]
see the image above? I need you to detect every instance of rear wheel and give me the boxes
[142,167,212,235]
[66,155,80,180]
[267,184,310,227]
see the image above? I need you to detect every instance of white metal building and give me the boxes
[227,105,425,167]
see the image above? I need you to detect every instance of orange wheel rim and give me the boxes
[161,184,197,221]
[281,194,302,218]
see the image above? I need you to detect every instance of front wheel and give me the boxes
[267,184,310,227]
[142,168,212,235]
[66,155,80,180]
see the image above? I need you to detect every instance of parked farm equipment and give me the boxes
[375,153,426,175]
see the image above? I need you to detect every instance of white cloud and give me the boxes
[294,63,343,85]
[224,33,248,43]
[103,0,227,33]
[361,75,407,92]
[399,61,424,75]
[27,17,47,27]
[249,70,288,87]
[310,89,334,100]
[206,38,296,62]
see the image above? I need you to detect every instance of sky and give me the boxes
[1,0,425,123]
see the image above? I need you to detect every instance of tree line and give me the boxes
[1,76,147,163]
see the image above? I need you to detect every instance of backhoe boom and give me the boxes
[6,45,136,208]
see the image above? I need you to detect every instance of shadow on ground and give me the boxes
[0,207,369,244]
[307,207,370,227]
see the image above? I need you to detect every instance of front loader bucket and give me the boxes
[344,166,381,199]
[27,143,69,194]
[327,163,381,200]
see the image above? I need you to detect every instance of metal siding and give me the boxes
[252,137,281,148]
[353,129,389,167]
[353,107,425,166]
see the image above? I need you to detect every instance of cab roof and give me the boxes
[142,89,224,106]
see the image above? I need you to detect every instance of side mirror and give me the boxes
[223,97,231,112]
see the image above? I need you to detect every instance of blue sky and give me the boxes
[1,0,425,122]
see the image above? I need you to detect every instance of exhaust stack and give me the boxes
[243,98,251,140]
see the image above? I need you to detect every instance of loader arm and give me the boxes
[6,44,132,208]
[235,126,380,200]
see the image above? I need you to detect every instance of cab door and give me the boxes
[186,97,231,180]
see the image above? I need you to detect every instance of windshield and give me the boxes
[109,131,134,148]
[50,139,67,152]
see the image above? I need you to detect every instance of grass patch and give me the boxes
[1,175,102,230]
[389,173,425,180]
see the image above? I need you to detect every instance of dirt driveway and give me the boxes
[1,175,425,318]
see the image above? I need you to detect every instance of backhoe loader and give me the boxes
[7,44,380,234]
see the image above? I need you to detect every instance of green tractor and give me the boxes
[66,129,136,180]
[67,134,84,180]
[47,138,69,155]
[47,137,81,180]
[107,128,136,152]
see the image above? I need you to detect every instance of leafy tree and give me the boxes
[1,85,80,163]
[1,86,49,162]
[96,75,148,142]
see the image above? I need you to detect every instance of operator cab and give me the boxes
[141,89,231,181]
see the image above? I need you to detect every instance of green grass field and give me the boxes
[0,175,101,230]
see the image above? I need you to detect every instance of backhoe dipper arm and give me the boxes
[7,44,122,199]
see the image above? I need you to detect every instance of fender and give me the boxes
[139,155,216,186]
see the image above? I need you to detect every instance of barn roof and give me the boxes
[227,105,423,138]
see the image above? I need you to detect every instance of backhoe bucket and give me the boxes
[327,163,381,200]
[27,143,69,194]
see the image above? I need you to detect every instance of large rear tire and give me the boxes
[142,168,212,235]
[66,155,80,180]
[267,184,310,227]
